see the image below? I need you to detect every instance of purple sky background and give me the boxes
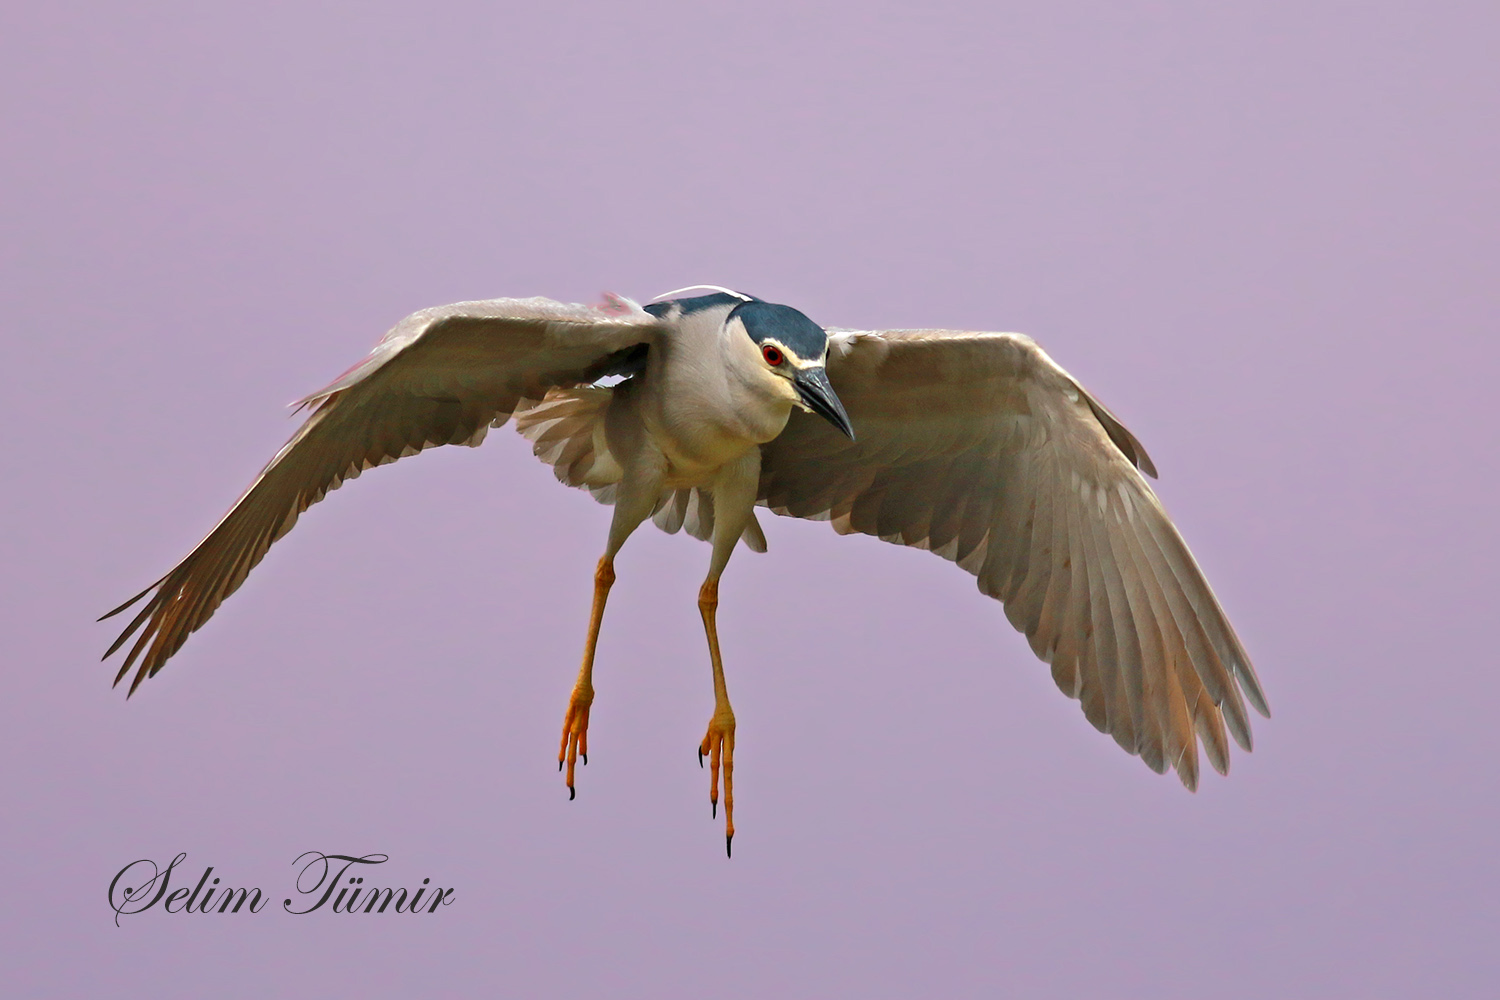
[3,2,1497,996]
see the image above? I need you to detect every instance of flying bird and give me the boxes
[102,286,1269,856]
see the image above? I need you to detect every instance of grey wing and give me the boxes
[757,329,1269,789]
[102,295,661,693]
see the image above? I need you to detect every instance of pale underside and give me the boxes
[103,296,1267,790]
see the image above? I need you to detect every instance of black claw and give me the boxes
[558,760,563,772]
[697,749,704,768]
[712,800,717,819]
[568,786,575,801]
[726,834,733,858]
[581,753,587,765]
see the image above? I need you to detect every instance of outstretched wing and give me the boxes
[757,329,1268,789]
[102,295,661,693]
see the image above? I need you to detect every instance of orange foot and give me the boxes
[698,707,736,856]
[557,683,593,799]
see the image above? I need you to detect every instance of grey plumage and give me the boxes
[102,294,660,683]
[103,288,1267,848]
[756,328,1267,787]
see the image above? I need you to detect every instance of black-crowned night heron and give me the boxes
[103,286,1269,856]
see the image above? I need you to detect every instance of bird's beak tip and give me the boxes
[794,367,855,441]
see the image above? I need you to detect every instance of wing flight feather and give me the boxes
[758,329,1267,788]
[102,296,660,692]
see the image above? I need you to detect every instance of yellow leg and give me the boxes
[559,556,614,799]
[696,578,736,856]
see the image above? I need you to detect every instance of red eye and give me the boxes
[762,345,783,366]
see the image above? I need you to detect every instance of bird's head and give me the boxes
[730,298,855,441]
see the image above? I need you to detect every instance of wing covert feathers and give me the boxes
[758,329,1267,789]
[102,296,659,693]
